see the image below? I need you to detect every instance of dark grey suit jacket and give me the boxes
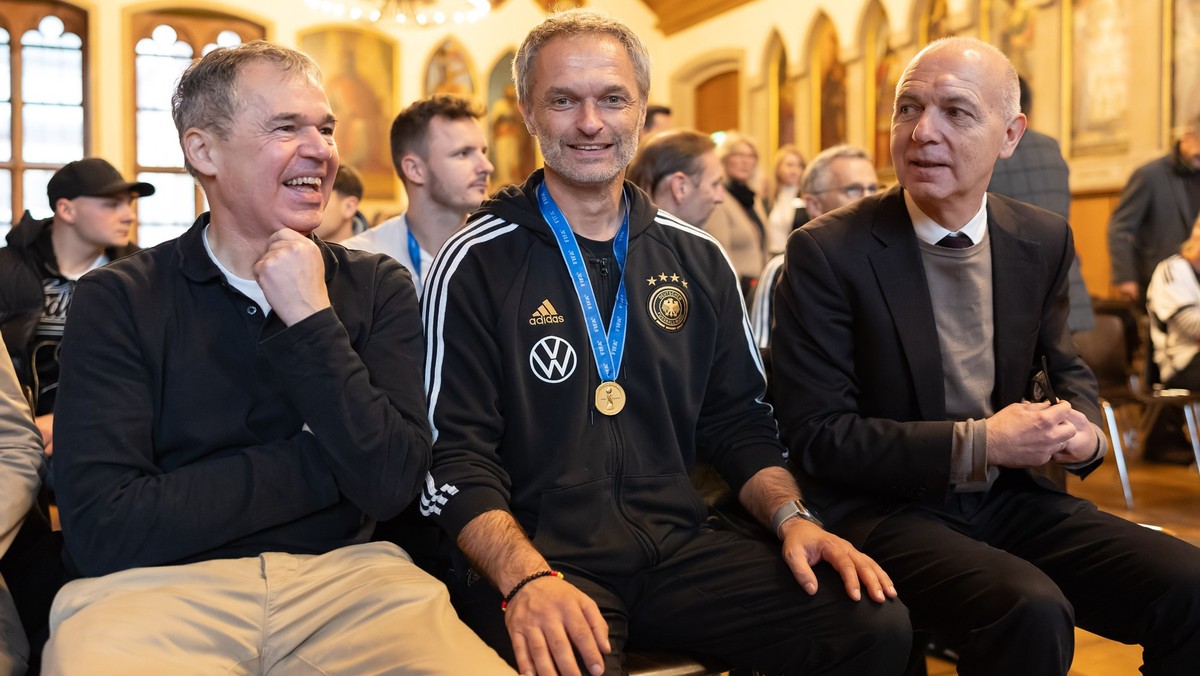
[1108,150,1196,295]
[989,130,1094,333]
[773,187,1102,544]
[988,129,1072,219]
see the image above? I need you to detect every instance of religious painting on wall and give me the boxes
[1173,0,1200,133]
[1068,0,1131,156]
[921,0,953,44]
[870,8,898,172]
[299,27,395,200]
[425,38,476,98]
[811,19,846,152]
[487,51,538,192]
[776,47,795,150]
[989,0,1036,84]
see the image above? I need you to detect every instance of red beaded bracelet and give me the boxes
[501,570,564,611]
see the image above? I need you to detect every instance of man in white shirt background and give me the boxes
[342,94,493,295]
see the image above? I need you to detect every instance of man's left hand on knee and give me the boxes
[780,519,898,603]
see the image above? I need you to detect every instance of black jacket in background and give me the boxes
[0,211,137,412]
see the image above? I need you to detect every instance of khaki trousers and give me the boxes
[0,576,27,676]
[43,541,514,675]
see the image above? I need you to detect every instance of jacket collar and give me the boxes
[7,211,52,249]
[480,168,660,243]
[868,186,945,420]
[177,213,340,284]
[1168,145,1196,230]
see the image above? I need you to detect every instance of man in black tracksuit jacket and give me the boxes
[418,14,909,676]
[424,167,910,674]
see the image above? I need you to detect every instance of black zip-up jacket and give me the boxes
[0,211,137,411]
[420,171,785,577]
[53,215,430,578]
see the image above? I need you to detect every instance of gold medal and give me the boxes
[595,381,626,416]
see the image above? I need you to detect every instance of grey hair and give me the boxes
[715,131,759,163]
[901,37,1020,123]
[172,40,323,176]
[801,144,872,195]
[512,8,651,107]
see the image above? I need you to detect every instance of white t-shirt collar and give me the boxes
[202,223,272,315]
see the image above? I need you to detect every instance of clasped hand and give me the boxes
[986,400,1097,467]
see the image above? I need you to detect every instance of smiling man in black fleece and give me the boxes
[41,40,511,675]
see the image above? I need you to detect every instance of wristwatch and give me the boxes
[771,499,823,539]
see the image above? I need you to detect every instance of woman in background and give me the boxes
[765,145,809,255]
[702,132,769,296]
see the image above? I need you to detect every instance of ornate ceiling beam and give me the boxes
[639,0,756,35]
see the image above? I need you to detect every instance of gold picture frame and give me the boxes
[299,26,397,200]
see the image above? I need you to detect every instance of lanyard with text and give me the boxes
[537,181,630,416]
[407,228,423,287]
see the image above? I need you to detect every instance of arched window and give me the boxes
[0,1,87,245]
[131,10,264,247]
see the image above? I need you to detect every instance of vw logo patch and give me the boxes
[529,336,578,383]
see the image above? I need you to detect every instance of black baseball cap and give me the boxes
[47,158,156,209]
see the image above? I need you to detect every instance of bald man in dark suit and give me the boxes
[774,37,1200,676]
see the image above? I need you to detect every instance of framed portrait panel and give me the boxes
[766,33,794,155]
[487,50,538,192]
[865,2,897,175]
[425,38,476,99]
[299,27,396,200]
[920,0,953,44]
[987,0,1037,84]
[808,17,845,152]
[1064,0,1132,157]
[1172,0,1200,134]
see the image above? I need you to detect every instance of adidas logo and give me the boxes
[529,299,565,325]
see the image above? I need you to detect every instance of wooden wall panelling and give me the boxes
[1070,192,1122,299]
[694,69,739,134]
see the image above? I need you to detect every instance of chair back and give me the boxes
[1074,313,1136,402]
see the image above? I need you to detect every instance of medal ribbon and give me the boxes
[536,182,629,382]
[407,228,423,287]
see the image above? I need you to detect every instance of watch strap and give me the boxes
[770,499,823,538]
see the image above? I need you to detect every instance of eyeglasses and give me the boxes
[810,183,880,200]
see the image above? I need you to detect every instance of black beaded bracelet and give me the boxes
[501,570,564,611]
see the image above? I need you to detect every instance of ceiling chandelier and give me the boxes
[304,0,492,27]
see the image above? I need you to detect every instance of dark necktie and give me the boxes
[936,233,973,249]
